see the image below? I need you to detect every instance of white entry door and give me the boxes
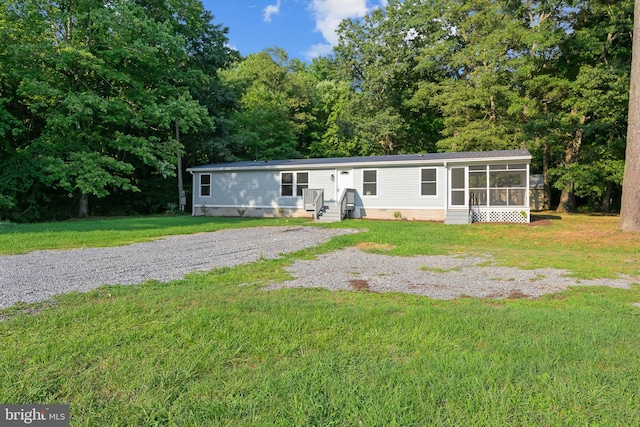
[336,169,353,202]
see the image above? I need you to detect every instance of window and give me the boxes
[363,170,377,196]
[489,164,526,206]
[281,172,309,197]
[296,172,308,196]
[281,173,294,196]
[421,168,437,196]
[200,174,211,197]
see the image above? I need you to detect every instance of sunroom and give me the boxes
[446,163,529,224]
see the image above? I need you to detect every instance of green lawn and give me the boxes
[1,215,639,425]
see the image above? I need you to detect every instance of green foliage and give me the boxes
[220,48,322,160]
[0,0,633,220]
[0,0,234,220]
[332,0,443,155]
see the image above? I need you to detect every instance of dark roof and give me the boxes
[187,149,531,172]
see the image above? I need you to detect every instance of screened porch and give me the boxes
[447,163,530,224]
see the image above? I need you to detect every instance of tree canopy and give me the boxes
[0,0,634,221]
[1,0,234,219]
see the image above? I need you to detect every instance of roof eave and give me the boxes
[186,154,531,173]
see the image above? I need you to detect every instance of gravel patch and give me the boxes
[0,226,357,309]
[266,247,637,299]
[2,226,637,310]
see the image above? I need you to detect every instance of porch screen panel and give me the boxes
[450,167,466,206]
[469,166,487,206]
[488,165,527,206]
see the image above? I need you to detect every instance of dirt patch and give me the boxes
[507,290,531,299]
[349,279,372,292]
[528,219,553,227]
[485,290,532,300]
[354,242,396,251]
[0,301,55,322]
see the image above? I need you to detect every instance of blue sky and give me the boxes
[201,0,388,61]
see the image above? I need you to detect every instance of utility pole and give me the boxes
[176,120,186,212]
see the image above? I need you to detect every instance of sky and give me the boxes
[201,0,389,61]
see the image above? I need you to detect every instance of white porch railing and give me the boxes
[469,191,529,223]
[303,189,325,220]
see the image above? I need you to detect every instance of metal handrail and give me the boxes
[469,191,479,223]
[314,190,324,220]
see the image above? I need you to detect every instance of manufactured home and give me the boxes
[187,149,532,224]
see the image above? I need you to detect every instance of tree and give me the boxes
[332,0,443,156]
[220,49,318,160]
[620,0,640,230]
[420,0,531,152]
[0,0,233,219]
[545,0,632,212]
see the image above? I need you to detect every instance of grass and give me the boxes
[1,213,640,425]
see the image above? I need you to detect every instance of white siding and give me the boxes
[309,170,336,201]
[193,168,337,209]
[353,166,447,211]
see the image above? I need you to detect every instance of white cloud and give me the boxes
[304,42,335,60]
[264,0,282,23]
[309,0,370,46]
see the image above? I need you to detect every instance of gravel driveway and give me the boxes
[1,226,636,310]
[0,226,356,309]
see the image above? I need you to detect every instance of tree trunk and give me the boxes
[602,181,614,213]
[176,120,185,211]
[556,184,575,213]
[556,128,583,213]
[542,141,551,210]
[620,0,640,231]
[78,192,89,217]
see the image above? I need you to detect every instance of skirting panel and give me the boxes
[472,210,529,223]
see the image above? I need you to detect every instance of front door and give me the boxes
[336,169,353,202]
[449,167,467,208]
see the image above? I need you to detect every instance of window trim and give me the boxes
[419,167,438,197]
[199,173,212,197]
[362,169,378,197]
[281,171,309,197]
